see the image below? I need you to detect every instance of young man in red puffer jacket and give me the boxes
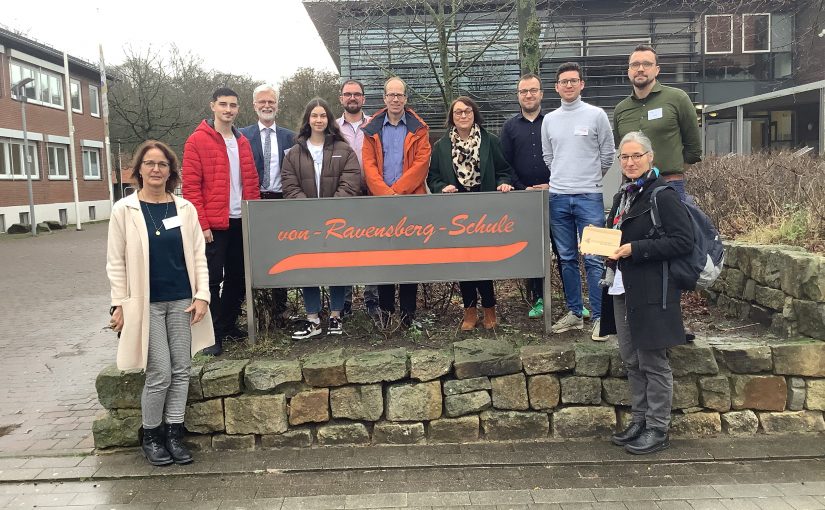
[182,87,260,355]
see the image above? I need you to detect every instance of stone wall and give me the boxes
[93,338,825,450]
[705,242,825,339]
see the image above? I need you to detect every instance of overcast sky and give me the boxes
[4,0,337,84]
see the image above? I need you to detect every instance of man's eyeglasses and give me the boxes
[517,88,541,96]
[629,61,656,70]
[556,78,581,87]
[453,109,473,118]
[341,92,364,98]
[385,93,406,100]
[255,100,276,106]
[142,160,170,170]
[618,152,650,163]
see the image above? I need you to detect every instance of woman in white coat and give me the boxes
[106,140,214,466]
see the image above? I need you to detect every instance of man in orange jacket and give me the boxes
[361,76,432,328]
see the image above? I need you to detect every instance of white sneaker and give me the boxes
[292,320,322,340]
[591,318,608,341]
[551,311,584,333]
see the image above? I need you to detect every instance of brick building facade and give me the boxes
[0,28,111,232]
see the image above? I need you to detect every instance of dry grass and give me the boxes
[690,153,825,253]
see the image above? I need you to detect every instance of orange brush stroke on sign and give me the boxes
[268,242,528,275]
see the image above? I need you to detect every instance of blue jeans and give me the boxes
[549,193,605,319]
[303,286,347,315]
[664,177,694,205]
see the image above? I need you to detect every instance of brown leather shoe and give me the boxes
[482,306,497,329]
[461,307,478,331]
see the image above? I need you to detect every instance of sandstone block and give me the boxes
[443,377,491,395]
[427,415,479,443]
[672,378,700,410]
[444,390,491,417]
[289,388,330,425]
[346,348,409,384]
[792,301,825,340]
[806,379,825,411]
[261,428,314,449]
[92,409,141,448]
[773,341,825,376]
[453,339,522,378]
[212,434,255,450]
[721,410,758,436]
[409,349,453,381]
[743,279,757,301]
[670,412,721,437]
[480,410,548,440]
[759,411,825,434]
[553,406,615,438]
[96,365,145,409]
[373,421,425,444]
[608,349,627,377]
[574,345,610,376]
[699,376,731,412]
[520,345,575,375]
[201,359,249,398]
[713,344,772,373]
[724,268,747,296]
[316,422,370,445]
[491,373,529,410]
[528,375,560,410]
[302,349,347,387]
[385,381,442,421]
[788,377,806,411]
[330,384,383,421]
[730,375,787,411]
[224,394,288,435]
[244,360,304,396]
[560,376,601,405]
[183,434,212,451]
[779,251,824,300]
[188,364,204,402]
[184,399,224,433]
[669,344,718,377]
[602,378,631,406]
[754,285,786,311]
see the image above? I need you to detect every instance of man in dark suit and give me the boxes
[240,84,296,327]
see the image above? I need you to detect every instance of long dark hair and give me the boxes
[130,140,180,193]
[293,98,345,152]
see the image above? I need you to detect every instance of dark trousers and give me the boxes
[206,218,246,337]
[460,280,495,308]
[378,284,417,317]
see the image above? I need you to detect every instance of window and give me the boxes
[88,206,96,221]
[743,14,770,53]
[705,15,733,54]
[70,79,83,113]
[10,61,64,108]
[19,212,30,225]
[82,148,100,179]
[0,214,5,233]
[59,209,68,226]
[0,139,40,179]
[89,84,100,117]
[47,145,69,179]
[586,38,650,57]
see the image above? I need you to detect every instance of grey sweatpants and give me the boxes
[613,295,673,430]
[142,298,192,428]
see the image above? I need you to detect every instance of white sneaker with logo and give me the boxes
[551,311,584,334]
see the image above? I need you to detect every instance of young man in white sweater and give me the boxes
[541,62,616,340]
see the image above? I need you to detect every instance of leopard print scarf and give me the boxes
[449,124,481,189]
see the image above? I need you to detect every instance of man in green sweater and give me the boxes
[613,44,701,203]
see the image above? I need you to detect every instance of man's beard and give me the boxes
[257,110,276,122]
[521,103,541,115]
[344,102,362,115]
[633,75,654,88]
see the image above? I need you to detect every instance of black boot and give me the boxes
[141,426,173,466]
[625,427,670,455]
[200,337,222,356]
[165,423,193,465]
[611,421,646,446]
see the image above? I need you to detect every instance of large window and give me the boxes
[70,79,83,113]
[10,61,64,108]
[0,139,40,179]
[82,148,100,179]
[742,14,770,53]
[89,85,100,117]
[47,145,69,179]
[705,15,734,54]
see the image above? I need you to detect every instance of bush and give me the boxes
[690,153,825,253]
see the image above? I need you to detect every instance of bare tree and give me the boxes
[277,67,341,131]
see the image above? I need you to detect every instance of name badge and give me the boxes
[574,126,589,136]
[162,216,182,230]
[648,108,663,120]
[332,155,342,158]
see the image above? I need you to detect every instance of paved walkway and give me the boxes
[0,224,113,455]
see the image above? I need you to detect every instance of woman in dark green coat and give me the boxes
[427,96,513,331]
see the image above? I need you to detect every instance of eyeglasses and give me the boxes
[557,78,581,86]
[629,61,656,70]
[618,152,650,163]
[385,93,406,100]
[255,100,276,106]
[341,92,364,98]
[453,108,473,118]
[517,88,541,96]
[142,160,170,170]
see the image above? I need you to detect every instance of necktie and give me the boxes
[263,127,272,189]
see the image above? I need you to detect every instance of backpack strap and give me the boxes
[650,185,671,310]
